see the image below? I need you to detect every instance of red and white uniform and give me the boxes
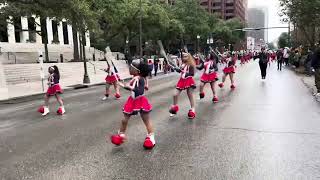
[122,76,152,115]
[223,57,236,74]
[200,61,218,83]
[46,73,63,96]
[105,66,120,84]
[176,64,196,90]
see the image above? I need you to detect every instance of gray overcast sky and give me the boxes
[248,0,288,43]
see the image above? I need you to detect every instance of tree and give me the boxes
[278,32,290,48]
[279,0,320,47]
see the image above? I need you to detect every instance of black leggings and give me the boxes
[277,60,283,70]
[259,62,268,78]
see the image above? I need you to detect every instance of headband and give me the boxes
[49,66,55,71]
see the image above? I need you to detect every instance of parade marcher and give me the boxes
[169,53,197,119]
[102,61,121,100]
[218,52,236,90]
[197,53,219,103]
[311,48,320,100]
[38,65,65,116]
[258,47,269,79]
[110,60,155,149]
[277,48,283,71]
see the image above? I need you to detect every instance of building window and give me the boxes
[200,1,208,6]
[212,2,221,6]
[226,16,234,20]
[226,9,234,13]
[51,20,59,43]
[62,22,69,45]
[28,17,36,43]
[0,18,8,42]
[226,3,234,6]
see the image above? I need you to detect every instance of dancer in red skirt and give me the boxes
[110,61,155,149]
[38,65,65,116]
[169,53,197,119]
[218,52,236,90]
[197,53,219,103]
[102,61,121,100]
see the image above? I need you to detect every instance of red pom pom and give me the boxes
[231,84,236,89]
[188,110,196,119]
[212,96,219,103]
[114,93,121,99]
[57,107,63,115]
[111,135,124,146]
[38,106,44,113]
[143,137,155,149]
[218,83,224,88]
[199,92,205,99]
[169,105,179,114]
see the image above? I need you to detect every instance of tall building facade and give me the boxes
[247,8,267,48]
[199,0,248,22]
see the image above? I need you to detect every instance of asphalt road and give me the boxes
[1,62,320,180]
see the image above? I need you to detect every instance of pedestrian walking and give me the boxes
[311,48,320,100]
[148,59,153,79]
[277,48,283,71]
[38,65,65,116]
[101,61,121,101]
[283,47,290,66]
[169,53,197,119]
[197,53,219,103]
[154,57,159,76]
[258,47,268,79]
[110,60,155,149]
[218,52,236,90]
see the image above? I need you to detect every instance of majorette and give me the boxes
[169,52,197,119]
[110,60,155,149]
[38,65,65,116]
[218,51,236,90]
[197,53,219,103]
[102,60,121,100]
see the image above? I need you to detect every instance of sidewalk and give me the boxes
[294,67,318,96]
[0,60,165,102]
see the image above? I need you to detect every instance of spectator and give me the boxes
[305,48,313,76]
[147,59,153,79]
[283,47,290,66]
[311,48,320,99]
[277,48,283,71]
[154,56,159,76]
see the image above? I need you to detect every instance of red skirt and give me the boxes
[201,72,218,83]
[123,96,152,115]
[105,74,120,84]
[47,84,63,96]
[176,77,196,90]
[223,66,235,74]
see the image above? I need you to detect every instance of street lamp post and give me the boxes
[228,44,231,51]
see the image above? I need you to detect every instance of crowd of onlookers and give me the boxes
[275,46,320,99]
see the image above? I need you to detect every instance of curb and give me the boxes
[0,78,129,104]
[0,72,165,104]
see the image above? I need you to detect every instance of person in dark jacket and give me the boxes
[276,49,283,71]
[259,47,269,79]
[311,48,320,95]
